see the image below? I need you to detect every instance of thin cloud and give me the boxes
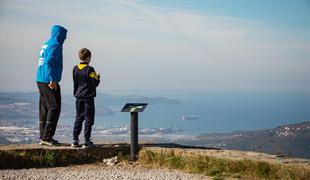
[0,0,309,91]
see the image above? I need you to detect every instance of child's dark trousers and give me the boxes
[73,98,95,141]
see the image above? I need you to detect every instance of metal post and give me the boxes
[130,112,138,161]
[122,103,147,161]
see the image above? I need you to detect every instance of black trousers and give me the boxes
[73,98,95,141]
[37,82,61,141]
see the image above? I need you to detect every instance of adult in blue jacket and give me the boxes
[36,25,67,146]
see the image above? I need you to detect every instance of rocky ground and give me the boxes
[0,163,208,180]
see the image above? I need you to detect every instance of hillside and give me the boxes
[175,121,310,159]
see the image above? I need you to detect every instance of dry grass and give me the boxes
[139,149,310,179]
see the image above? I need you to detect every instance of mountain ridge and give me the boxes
[175,121,310,159]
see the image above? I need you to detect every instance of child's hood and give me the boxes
[50,25,67,45]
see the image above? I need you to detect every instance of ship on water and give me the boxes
[181,115,199,120]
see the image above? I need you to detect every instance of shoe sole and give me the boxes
[40,142,53,146]
[81,145,94,149]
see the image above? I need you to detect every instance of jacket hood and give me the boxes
[51,25,67,45]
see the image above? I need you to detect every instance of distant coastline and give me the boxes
[0,92,181,120]
[0,120,309,159]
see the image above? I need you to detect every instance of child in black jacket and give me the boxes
[72,48,100,148]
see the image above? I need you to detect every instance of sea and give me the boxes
[60,90,310,135]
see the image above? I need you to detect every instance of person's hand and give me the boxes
[48,81,57,90]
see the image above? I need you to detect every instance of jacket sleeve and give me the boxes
[72,66,76,83]
[89,67,100,87]
[45,45,61,82]
[73,66,78,96]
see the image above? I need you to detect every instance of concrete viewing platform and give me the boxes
[0,143,131,169]
[0,143,204,169]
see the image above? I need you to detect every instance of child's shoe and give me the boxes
[82,140,94,148]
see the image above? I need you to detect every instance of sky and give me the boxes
[0,0,310,93]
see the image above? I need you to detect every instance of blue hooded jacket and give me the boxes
[36,25,67,83]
